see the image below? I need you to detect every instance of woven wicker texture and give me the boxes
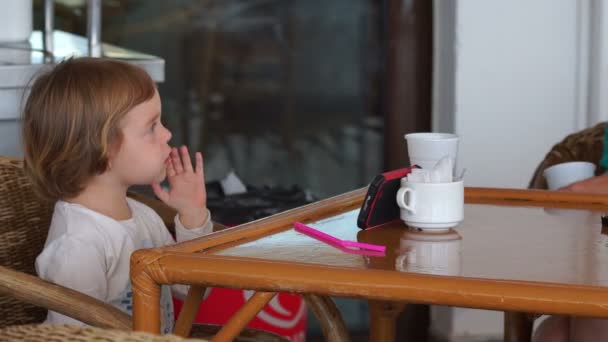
[0,157,53,327]
[528,122,606,189]
[189,324,287,342]
[0,324,208,342]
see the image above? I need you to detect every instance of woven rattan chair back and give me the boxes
[0,156,54,327]
[0,324,209,342]
[528,122,606,189]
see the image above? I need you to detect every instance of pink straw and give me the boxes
[293,222,386,253]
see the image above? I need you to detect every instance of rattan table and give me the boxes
[131,187,608,341]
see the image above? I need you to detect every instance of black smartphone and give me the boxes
[357,166,418,229]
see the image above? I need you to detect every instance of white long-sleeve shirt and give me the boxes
[36,198,212,334]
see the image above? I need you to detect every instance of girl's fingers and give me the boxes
[195,152,204,176]
[166,157,176,178]
[171,147,184,173]
[151,182,170,204]
[180,145,193,173]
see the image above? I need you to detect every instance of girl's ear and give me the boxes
[103,124,125,173]
[105,139,122,172]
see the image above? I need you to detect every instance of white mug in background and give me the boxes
[395,229,462,276]
[542,161,596,190]
[396,178,464,231]
[404,132,459,170]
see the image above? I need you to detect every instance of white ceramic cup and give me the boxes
[396,178,464,230]
[395,229,462,276]
[404,133,459,169]
[543,161,596,190]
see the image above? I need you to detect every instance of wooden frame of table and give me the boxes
[131,187,608,341]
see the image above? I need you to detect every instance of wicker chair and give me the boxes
[0,156,286,342]
[528,121,606,189]
[0,324,208,342]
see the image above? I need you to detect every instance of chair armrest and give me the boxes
[0,265,132,330]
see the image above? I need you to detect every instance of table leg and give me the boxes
[211,291,276,342]
[369,300,407,341]
[504,311,533,342]
[304,294,351,342]
[132,271,161,333]
[174,286,207,337]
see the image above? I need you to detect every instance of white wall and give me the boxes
[435,0,586,188]
[433,0,593,339]
[589,0,608,125]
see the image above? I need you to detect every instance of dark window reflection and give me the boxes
[40,0,385,199]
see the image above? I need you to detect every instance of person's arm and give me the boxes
[35,236,108,325]
[560,174,608,194]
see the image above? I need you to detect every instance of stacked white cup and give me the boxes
[404,133,459,169]
[397,132,464,231]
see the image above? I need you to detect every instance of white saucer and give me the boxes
[403,220,461,231]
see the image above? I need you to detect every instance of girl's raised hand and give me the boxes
[152,145,208,228]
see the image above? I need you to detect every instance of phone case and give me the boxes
[357,166,417,229]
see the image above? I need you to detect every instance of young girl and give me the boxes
[22,57,212,334]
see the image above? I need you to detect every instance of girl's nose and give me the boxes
[163,126,172,142]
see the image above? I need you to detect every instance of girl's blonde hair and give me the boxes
[22,57,156,202]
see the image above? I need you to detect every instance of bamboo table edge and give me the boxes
[131,187,608,334]
[146,252,608,317]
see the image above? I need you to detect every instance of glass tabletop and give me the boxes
[215,203,608,287]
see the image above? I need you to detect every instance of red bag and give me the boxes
[174,287,306,341]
